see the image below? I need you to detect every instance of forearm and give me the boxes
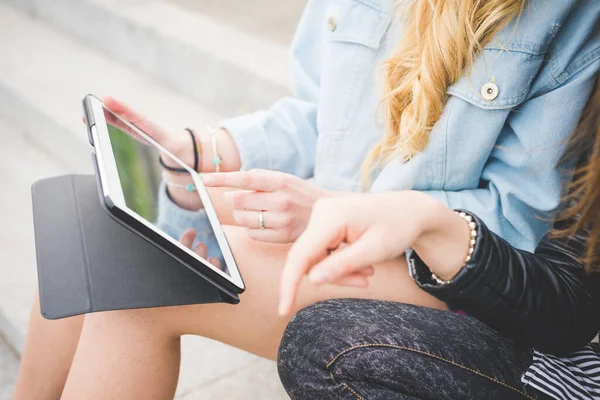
[166,100,317,176]
[218,98,318,176]
[409,206,600,354]
[410,197,473,281]
[197,128,241,173]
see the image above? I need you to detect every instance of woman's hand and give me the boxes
[179,228,223,270]
[203,170,331,243]
[102,97,193,168]
[278,191,472,316]
[99,97,244,211]
[102,97,242,173]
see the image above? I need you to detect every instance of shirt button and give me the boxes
[481,82,499,101]
[328,16,337,32]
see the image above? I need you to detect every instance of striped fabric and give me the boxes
[522,345,600,400]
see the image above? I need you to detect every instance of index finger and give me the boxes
[278,220,345,316]
[104,96,146,125]
[103,96,166,143]
[203,171,282,192]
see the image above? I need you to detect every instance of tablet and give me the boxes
[82,94,245,294]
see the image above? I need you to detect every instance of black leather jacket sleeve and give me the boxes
[409,213,600,356]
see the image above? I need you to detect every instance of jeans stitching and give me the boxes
[325,343,535,400]
[329,370,365,400]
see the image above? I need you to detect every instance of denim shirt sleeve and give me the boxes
[217,2,326,178]
[155,183,223,263]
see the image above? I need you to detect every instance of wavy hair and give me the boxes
[555,78,600,272]
[364,0,526,177]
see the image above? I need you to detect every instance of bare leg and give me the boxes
[12,293,83,400]
[61,226,446,399]
[12,186,236,399]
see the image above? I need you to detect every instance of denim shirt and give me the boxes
[155,183,225,267]
[163,0,600,252]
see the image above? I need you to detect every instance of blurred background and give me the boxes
[0,0,306,398]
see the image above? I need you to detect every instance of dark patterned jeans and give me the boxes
[277,299,547,400]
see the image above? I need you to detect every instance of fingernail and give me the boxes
[309,268,330,284]
[202,176,214,185]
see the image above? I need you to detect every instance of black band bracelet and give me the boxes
[187,128,200,172]
[158,128,200,173]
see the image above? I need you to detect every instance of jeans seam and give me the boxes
[325,343,535,400]
[328,370,365,400]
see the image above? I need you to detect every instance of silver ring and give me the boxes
[258,210,265,230]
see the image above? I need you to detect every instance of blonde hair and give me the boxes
[364,0,526,179]
[554,77,600,272]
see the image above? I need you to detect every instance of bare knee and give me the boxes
[277,302,333,399]
[83,306,183,340]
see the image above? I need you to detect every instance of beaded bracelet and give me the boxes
[164,180,197,192]
[162,172,197,192]
[207,126,223,172]
[430,211,477,285]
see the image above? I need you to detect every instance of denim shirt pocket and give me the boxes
[418,40,551,193]
[447,42,548,110]
[317,0,392,139]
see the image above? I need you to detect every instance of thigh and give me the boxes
[278,299,538,400]
[97,226,446,360]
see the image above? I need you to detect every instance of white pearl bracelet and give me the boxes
[207,126,223,173]
[430,211,478,285]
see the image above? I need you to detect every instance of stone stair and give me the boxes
[2,0,293,117]
[0,1,299,397]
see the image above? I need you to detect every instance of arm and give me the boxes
[217,1,325,178]
[411,211,600,355]
[103,0,325,178]
[279,191,600,356]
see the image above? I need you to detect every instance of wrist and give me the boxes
[161,128,242,173]
[198,128,241,172]
[160,131,196,170]
[403,191,446,241]
[411,195,471,281]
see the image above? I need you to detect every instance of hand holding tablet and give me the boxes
[83,94,245,295]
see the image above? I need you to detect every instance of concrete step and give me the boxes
[0,117,71,357]
[0,5,286,398]
[0,335,19,400]
[1,0,293,117]
[168,0,306,47]
[0,1,222,173]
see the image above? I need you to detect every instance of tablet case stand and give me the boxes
[32,175,239,320]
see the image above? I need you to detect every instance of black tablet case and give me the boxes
[32,175,239,320]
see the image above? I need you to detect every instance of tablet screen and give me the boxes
[102,106,230,276]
